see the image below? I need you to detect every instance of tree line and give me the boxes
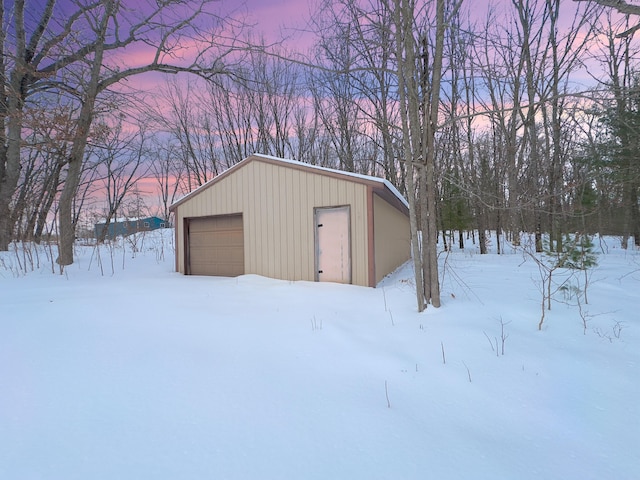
[1,0,639,309]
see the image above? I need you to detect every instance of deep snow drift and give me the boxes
[1,230,638,479]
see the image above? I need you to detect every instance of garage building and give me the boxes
[169,154,410,287]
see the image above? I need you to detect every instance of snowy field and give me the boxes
[1,230,638,480]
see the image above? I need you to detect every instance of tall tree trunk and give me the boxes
[57,1,112,267]
[0,0,25,250]
[421,0,445,308]
[392,0,426,311]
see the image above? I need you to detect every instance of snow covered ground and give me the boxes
[1,230,638,480]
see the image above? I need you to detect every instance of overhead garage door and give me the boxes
[187,215,244,276]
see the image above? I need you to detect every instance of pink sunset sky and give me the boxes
[93,0,633,217]
[111,0,617,81]
[239,0,313,42]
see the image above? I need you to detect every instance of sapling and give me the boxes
[594,321,626,342]
[483,331,496,355]
[523,233,598,330]
[499,317,510,355]
[384,380,391,408]
[576,288,591,335]
[522,245,563,329]
[382,287,388,311]
[45,235,56,274]
[613,321,625,339]
[462,361,472,383]
[483,318,509,356]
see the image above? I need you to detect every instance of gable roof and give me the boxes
[169,153,409,212]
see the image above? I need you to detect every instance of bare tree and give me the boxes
[311,0,404,184]
[92,120,151,243]
[585,12,640,247]
[473,6,527,248]
[389,0,455,310]
[0,0,243,267]
[154,78,223,191]
[149,139,185,223]
[574,0,640,37]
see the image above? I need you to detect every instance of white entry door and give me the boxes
[315,206,351,284]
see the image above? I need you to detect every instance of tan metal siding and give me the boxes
[373,193,411,283]
[174,158,370,286]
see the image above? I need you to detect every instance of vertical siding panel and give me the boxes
[211,179,218,214]
[265,162,275,277]
[197,190,204,216]
[318,176,326,205]
[308,169,316,207]
[267,163,276,277]
[249,162,257,275]
[214,179,220,213]
[262,163,270,276]
[264,162,271,276]
[258,161,267,276]
[291,167,299,279]
[337,179,346,205]
[236,170,243,213]
[247,164,255,273]
[305,170,316,280]
[277,165,284,277]
[238,165,248,272]
[212,178,218,210]
[325,177,332,204]
[244,165,252,273]
[227,173,233,209]
[237,170,243,209]
[276,166,284,280]
[267,163,277,278]
[292,169,300,280]
[250,161,260,275]
[206,180,212,213]
[279,164,285,276]
[227,169,235,212]
[323,177,331,206]
[280,168,296,280]
[283,167,293,279]
[300,170,307,280]
[360,185,369,285]
[189,193,194,215]
[298,168,309,280]
[348,182,356,285]
[308,172,314,280]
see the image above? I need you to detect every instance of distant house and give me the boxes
[169,154,411,287]
[94,216,168,240]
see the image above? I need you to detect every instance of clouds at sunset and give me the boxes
[240,0,312,42]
